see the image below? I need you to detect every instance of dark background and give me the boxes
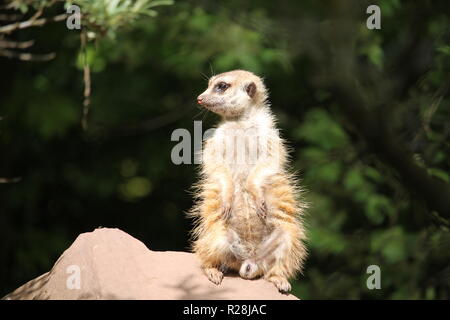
[0,0,449,299]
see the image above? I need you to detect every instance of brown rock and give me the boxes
[3,228,298,300]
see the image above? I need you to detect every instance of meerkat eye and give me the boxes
[214,81,230,92]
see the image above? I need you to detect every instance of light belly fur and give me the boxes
[226,166,272,260]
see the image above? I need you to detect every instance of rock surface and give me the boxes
[4,228,298,300]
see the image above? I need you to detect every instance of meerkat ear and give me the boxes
[245,82,257,98]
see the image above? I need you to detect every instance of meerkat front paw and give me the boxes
[220,194,234,220]
[239,260,261,279]
[246,184,268,219]
[266,275,291,293]
[204,267,224,285]
[249,191,267,219]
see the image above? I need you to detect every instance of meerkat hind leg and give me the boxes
[196,225,231,286]
[254,228,293,293]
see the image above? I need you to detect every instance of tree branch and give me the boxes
[0,177,21,183]
[0,13,67,34]
[0,39,34,49]
[315,0,450,219]
[0,49,55,61]
[330,82,450,219]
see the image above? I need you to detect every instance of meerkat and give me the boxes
[188,70,307,293]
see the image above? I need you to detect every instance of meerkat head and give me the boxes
[197,70,268,118]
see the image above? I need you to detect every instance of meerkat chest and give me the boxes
[210,124,269,175]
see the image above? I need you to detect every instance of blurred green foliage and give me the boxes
[0,0,449,299]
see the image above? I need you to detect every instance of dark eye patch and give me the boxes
[214,81,230,93]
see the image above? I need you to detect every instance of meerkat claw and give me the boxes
[267,275,291,293]
[249,190,267,220]
[221,194,234,220]
[256,199,268,219]
[221,204,232,220]
[204,268,224,285]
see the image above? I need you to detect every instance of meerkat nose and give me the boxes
[197,96,204,105]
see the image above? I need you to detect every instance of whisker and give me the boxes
[209,62,215,77]
[200,72,209,81]
[192,106,207,120]
[201,108,210,122]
